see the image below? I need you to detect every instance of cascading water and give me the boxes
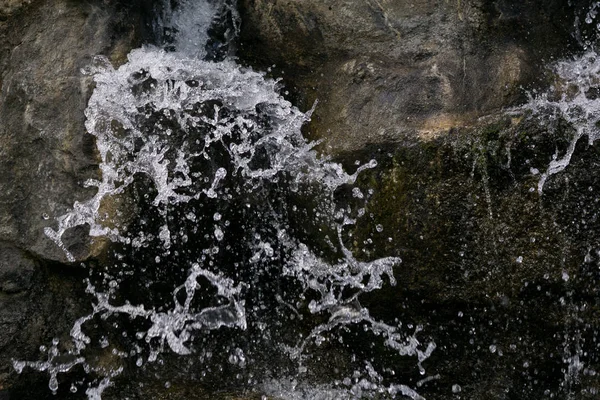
[13,1,435,398]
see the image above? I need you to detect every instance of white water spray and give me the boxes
[16,0,434,398]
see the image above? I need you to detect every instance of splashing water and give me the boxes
[16,0,434,398]
[526,1,600,195]
[524,51,600,194]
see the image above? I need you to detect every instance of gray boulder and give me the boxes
[0,0,159,264]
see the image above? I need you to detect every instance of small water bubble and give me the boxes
[164,381,171,389]
[49,375,59,393]
[562,271,570,282]
[375,224,383,233]
[155,256,161,263]
[489,344,497,353]
[458,311,463,317]
[452,384,462,393]
[185,212,196,222]
[516,256,523,264]
[352,187,364,199]
[13,361,25,374]
[213,212,222,221]
[70,384,78,393]
[214,227,224,241]
[42,213,50,220]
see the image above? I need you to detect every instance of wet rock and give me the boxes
[0,0,155,264]
[238,0,588,153]
[0,0,159,395]
[0,259,90,398]
[340,113,600,399]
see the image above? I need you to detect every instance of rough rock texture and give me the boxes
[4,0,600,398]
[236,1,600,398]
[238,0,588,153]
[339,113,600,399]
[0,0,156,395]
[0,0,156,264]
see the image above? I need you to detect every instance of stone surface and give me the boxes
[340,113,600,399]
[238,0,588,153]
[0,0,156,264]
[3,0,600,398]
[0,0,158,396]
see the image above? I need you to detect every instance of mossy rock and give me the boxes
[330,113,600,398]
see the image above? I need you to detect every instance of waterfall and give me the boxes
[14,1,435,398]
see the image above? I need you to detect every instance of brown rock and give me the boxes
[0,0,153,263]
[238,0,586,152]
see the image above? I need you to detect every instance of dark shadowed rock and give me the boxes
[335,113,600,398]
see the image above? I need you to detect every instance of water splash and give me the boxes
[524,51,600,194]
[17,0,434,397]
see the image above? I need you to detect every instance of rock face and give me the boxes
[0,0,157,264]
[0,0,156,393]
[238,0,587,152]
[3,0,600,398]
[342,113,600,398]
[237,0,600,398]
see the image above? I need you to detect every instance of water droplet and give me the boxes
[13,361,25,374]
[49,375,59,393]
[352,187,364,199]
[185,212,196,222]
[42,213,50,220]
